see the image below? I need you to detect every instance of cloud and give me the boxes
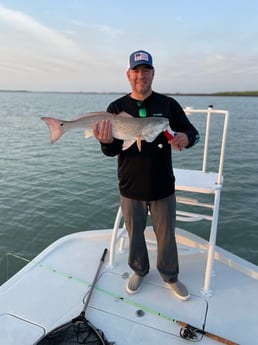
[0,5,79,52]
[1,3,257,92]
[0,4,111,90]
[67,18,123,43]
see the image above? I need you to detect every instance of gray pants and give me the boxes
[120,194,179,283]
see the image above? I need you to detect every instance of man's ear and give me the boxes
[126,69,130,81]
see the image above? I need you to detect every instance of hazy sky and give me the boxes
[1,0,257,93]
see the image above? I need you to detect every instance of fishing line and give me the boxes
[7,253,239,345]
[7,253,186,322]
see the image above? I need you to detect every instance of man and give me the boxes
[93,50,199,301]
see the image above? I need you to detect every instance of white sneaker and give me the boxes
[168,280,190,301]
[126,274,144,294]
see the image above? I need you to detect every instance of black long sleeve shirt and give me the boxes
[101,91,199,201]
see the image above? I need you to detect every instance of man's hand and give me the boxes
[93,119,113,144]
[170,132,189,151]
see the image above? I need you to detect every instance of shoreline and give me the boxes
[1,90,258,97]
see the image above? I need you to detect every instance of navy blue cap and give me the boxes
[128,50,153,69]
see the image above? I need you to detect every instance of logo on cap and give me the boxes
[134,52,149,62]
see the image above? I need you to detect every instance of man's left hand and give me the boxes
[170,133,189,151]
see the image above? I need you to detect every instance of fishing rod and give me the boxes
[176,320,239,344]
[113,295,239,345]
[25,253,239,345]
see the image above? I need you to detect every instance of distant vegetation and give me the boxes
[213,91,258,97]
[1,90,258,96]
[171,91,258,97]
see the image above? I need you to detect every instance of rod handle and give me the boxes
[176,321,239,345]
[101,248,108,262]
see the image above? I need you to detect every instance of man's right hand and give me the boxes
[93,119,114,144]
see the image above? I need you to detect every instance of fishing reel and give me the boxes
[180,325,203,342]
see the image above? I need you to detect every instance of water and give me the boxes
[0,92,257,273]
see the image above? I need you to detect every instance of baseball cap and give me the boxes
[128,50,153,69]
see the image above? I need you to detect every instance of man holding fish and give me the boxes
[93,50,199,301]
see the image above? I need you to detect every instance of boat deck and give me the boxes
[0,228,257,345]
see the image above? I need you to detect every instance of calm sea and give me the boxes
[0,92,257,278]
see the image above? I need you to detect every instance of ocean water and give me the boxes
[0,92,257,277]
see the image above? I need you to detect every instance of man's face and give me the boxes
[127,64,154,97]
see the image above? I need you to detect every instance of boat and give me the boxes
[0,107,257,345]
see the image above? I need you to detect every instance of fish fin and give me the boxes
[122,139,136,151]
[84,129,93,138]
[41,117,64,143]
[122,137,142,151]
[136,136,141,151]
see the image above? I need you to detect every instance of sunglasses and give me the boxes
[137,101,147,118]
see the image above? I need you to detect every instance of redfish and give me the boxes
[41,111,170,151]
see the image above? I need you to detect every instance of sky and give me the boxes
[0,0,258,93]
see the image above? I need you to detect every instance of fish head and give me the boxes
[142,117,169,142]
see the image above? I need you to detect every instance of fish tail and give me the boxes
[41,117,65,143]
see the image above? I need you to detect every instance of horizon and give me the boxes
[1,89,258,96]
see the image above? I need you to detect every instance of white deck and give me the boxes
[0,229,257,345]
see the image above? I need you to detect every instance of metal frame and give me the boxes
[108,107,229,297]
